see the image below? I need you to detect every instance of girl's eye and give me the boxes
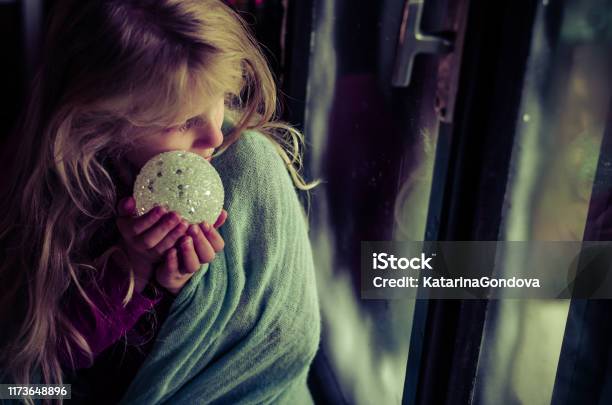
[176,117,203,133]
[178,120,192,132]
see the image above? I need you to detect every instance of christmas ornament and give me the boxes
[133,151,224,225]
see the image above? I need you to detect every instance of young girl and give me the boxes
[0,1,320,403]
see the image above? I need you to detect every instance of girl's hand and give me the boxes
[156,210,228,295]
[115,197,190,292]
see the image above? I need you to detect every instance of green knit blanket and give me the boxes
[118,130,321,404]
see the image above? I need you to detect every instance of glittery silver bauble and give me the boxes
[133,151,224,225]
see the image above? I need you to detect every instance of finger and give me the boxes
[167,248,179,272]
[199,223,225,252]
[156,248,179,285]
[135,212,181,250]
[151,220,189,256]
[130,206,169,235]
[187,224,216,264]
[117,205,166,239]
[156,248,193,295]
[178,236,201,274]
[117,197,137,217]
[213,209,228,228]
[116,207,168,239]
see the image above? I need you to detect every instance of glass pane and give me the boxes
[303,0,443,403]
[474,1,612,404]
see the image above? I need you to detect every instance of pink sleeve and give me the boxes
[59,263,163,370]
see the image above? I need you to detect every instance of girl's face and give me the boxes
[124,96,225,170]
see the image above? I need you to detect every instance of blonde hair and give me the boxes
[0,0,318,398]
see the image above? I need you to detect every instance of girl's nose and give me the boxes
[192,122,224,150]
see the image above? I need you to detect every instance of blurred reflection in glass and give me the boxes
[304,0,442,403]
[474,1,612,404]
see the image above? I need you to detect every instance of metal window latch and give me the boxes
[392,0,454,88]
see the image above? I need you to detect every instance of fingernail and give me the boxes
[189,224,199,235]
[182,236,192,246]
[202,222,211,232]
